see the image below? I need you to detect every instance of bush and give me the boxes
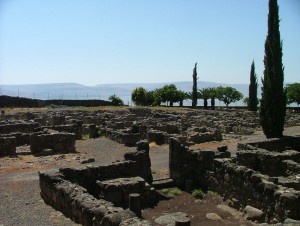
[192,189,205,199]
[161,187,182,198]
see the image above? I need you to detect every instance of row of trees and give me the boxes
[109,81,299,107]
[108,82,299,107]
[109,0,297,140]
[130,85,244,108]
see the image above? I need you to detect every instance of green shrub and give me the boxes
[192,189,205,199]
[151,169,157,175]
[82,133,90,140]
[161,187,182,198]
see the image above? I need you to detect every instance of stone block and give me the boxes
[0,136,16,156]
[30,132,76,154]
[148,130,165,145]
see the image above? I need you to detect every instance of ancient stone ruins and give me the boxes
[0,107,300,225]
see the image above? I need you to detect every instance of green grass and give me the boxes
[161,187,182,198]
[192,188,205,199]
[82,133,90,140]
[206,190,218,196]
[151,169,157,175]
[18,155,24,160]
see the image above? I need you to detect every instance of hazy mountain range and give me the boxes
[0,81,260,106]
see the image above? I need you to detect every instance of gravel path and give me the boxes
[0,137,134,226]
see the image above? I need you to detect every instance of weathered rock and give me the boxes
[80,157,95,164]
[136,140,149,152]
[155,212,189,225]
[217,204,240,217]
[0,136,16,156]
[217,145,228,152]
[243,205,264,222]
[206,213,222,221]
[283,218,300,226]
[30,132,76,154]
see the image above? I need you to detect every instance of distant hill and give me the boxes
[0,81,260,106]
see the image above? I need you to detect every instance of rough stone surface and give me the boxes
[39,147,154,226]
[0,136,16,156]
[243,205,265,222]
[155,212,189,225]
[206,213,223,221]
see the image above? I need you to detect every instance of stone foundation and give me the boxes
[30,132,76,154]
[206,158,300,222]
[0,136,16,156]
[169,137,300,222]
[39,150,153,226]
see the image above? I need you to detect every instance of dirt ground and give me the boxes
[0,126,299,226]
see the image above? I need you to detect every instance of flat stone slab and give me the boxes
[243,205,264,221]
[206,213,222,221]
[152,178,175,189]
[217,204,240,217]
[97,176,145,190]
[155,212,189,225]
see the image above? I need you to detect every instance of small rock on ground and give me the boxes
[243,205,264,222]
[155,212,189,225]
[206,213,223,221]
[217,204,240,217]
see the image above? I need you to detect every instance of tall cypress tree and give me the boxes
[192,63,198,108]
[248,61,258,111]
[260,0,286,138]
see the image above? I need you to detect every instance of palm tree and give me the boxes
[198,88,211,109]
[207,87,217,110]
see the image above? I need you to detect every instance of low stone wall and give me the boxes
[42,124,83,140]
[147,130,166,145]
[0,122,40,134]
[238,136,300,152]
[105,129,141,147]
[0,132,30,146]
[206,158,300,222]
[169,137,300,222]
[0,95,112,108]
[39,150,153,226]
[39,170,151,226]
[188,130,222,144]
[0,136,16,156]
[60,152,152,196]
[169,137,223,188]
[236,149,300,176]
[30,132,76,154]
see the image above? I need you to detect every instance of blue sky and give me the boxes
[0,0,299,86]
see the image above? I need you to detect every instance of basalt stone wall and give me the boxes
[128,108,152,117]
[104,129,141,147]
[0,136,16,156]
[0,132,30,146]
[206,158,300,222]
[60,151,152,196]
[236,149,300,177]
[169,137,217,188]
[237,136,300,152]
[39,150,153,226]
[169,138,300,222]
[0,122,40,134]
[39,169,152,226]
[188,130,222,144]
[49,115,66,126]
[30,132,76,154]
[42,124,83,140]
[45,99,112,107]
[0,95,112,108]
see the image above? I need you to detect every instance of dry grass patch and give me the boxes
[149,141,157,148]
